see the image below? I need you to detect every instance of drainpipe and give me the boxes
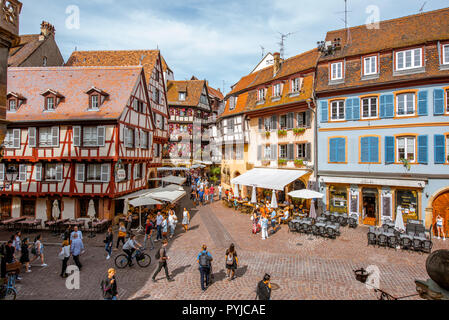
[306,98,318,192]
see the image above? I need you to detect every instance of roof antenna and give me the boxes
[277,32,294,60]
[335,0,352,46]
[260,45,265,59]
[74,46,77,52]
[419,1,427,12]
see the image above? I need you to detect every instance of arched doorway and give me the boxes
[432,191,449,237]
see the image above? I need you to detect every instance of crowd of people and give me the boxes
[189,176,222,207]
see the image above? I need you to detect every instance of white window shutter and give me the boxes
[28,127,36,147]
[76,164,85,182]
[101,164,110,182]
[73,126,81,147]
[124,127,128,147]
[51,127,59,147]
[13,129,20,148]
[135,129,140,148]
[56,164,63,181]
[97,126,105,147]
[19,164,27,182]
[128,164,132,180]
[35,163,42,181]
[0,163,4,181]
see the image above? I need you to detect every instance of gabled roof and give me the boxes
[166,80,210,108]
[8,34,43,67]
[86,86,110,96]
[319,7,449,62]
[66,50,171,85]
[40,89,64,98]
[7,66,143,122]
[207,86,224,100]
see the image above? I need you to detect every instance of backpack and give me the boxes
[31,243,37,255]
[155,248,163,260]
[199,252,211,267]
[226,252,234,266]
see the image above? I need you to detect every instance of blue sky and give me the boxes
[19,0,449,94]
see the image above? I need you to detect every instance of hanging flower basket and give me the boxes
[294,159,304,167]
[399,158,411,171]
[293,128,305,136]
[265,131,271,138]
[277,129,287,137]
[278,159,287,166]
[261,160,270,166]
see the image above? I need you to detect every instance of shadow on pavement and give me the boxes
[235,265,248,279]
[211,268,227,282]
[171,264,191,278]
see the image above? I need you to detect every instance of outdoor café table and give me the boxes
[3,217,26,231]
[17,220,37,233]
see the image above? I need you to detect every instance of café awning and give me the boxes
[320,176,426,188]
[161,175,186,185]
[129,197,163,207]
[157,167,189,171]
[145,190,186,203]
[230,168,308,191]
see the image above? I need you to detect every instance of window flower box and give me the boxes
[277,129,287,137]
[278,159,287,166]
[265,131,271,138]
[293,128,305,136]
[261,160,270,166]
[294,159,304,167]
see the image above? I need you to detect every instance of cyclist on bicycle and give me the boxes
[122,234,142,267]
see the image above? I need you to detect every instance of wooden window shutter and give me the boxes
[0,163,4,181]
[19,164,27,182]
[28,127,37,148]
[76,164,85,182]
[385,136,395,164]
[135,129,140,148]
[35,163,42,181]
[287,144,294,160]
[306,143,311,161]
[434,134,445,164]
[56,164,63,181]
[97,126,106,147]
[51,127,59,147]
[417,135,428,164]
[101,164,110,182]
[271,144,277,160]
[13,129,20,149]
[257,145,262,160]
[73,126,81,147]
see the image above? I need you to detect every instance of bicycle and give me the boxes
[0,273,18,300]
[114,248,151,269]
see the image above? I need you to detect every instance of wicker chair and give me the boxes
[303,224,312,234]
[401,237,412,250]
[367,232,377,246]
[348,215,358,228]
[311,225,320,236]
[412,239,423,252]
[387,235,398,249]
[288,221,296,232]
[377,234,388,247]
[422,240,433,254]
[318,225,327,238]
[329,215,337,223]
[327,227,336,239]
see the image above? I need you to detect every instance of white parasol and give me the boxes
[270,190,278,209]
[309,199,317,219]
[52,200,60,220]
[288,189,324,199]
[123,198,129,216]
[87,199,96,219]
[234,184,239,198]
[251,186,257,204]
[394,211,405,232]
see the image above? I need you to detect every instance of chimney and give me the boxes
[273,52,281,76]
[39,21,55,41]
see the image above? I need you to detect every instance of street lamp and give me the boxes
[2,164,19,190]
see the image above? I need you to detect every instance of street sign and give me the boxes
[116,169,126,182]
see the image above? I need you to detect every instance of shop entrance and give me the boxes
[432,191,449,237]
[362,188,378,226]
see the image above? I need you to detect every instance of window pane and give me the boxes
[362,99,369,118]
[397,95,405,115]
[338,101,345,119]
[414,49,421,67]
[397,52,404,69]
[405,50,412,68]
[444,45,449,64]
[370,98,377,117]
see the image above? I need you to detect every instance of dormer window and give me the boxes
[179,92,186,101]
[85,87,109,111]
[8,99,16,111]
[7,92,26,112]
[442,44,449,65]
[41,89,64,111]
[396,48,422,71]
[257,88,266,102]
[46,97,55,110]
[330,62,343,80]
[273,83,282,97]
[291,78,302,93]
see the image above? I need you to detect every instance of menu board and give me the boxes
[350,194,358,214]
[396,190,418,221]
[382,197,391,217]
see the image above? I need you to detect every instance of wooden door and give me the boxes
[433,191,449,237]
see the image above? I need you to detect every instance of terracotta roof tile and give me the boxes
[320,7,449,61]
[7,66,143,122]
[166,80,208,107]
[207,86,224,100]
[220,91,248,118]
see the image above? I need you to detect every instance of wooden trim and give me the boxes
[393,133,418,165]
[318,121,449,132]
[327,136,347,164]
[359,94,380,120]
[358,135,381,164]
[328,97,347,122]
[393,89,419,118]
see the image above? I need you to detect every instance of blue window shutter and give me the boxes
[434,89,445,115]
[379,95,386,118]
[345,99,353,121]
[337,138,346,162]
[329,138,337,162]
[385,136,395,164]
[360,137,369,163]
[385,94,394,118]
[417,135,428,164]
[434,134,445,164]
[320,101,328,123]
[370,137,379,162]
[352,98,360,120]
[417,91,428,116]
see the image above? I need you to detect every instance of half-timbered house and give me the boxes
[0,66,155,222]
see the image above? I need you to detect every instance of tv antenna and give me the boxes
[260,45,265,59]
[419,1,427,12]
[335,0,352,45]
[277,32,294,60]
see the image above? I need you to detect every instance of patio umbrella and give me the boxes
[394,211,405,232]
[87,199,96,219]
[52,200,60,220]
[309,199,317,219]
[251,186,257,204]
[123,198,129,216]
[234,184,239,198]
[288,189,324,199]
[270,190,278,209]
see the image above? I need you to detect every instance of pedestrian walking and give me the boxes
[126,212,133,237]
[101,268,118,300]
[218,185,223,200]
[70,232,84,271]
[59,240,71,278]
[161,216,168,239]
[168,210,178,239]
[12,231,21,258]
[143,219,155,250]
[199,188,204,206]
[116,222,127,249]
[225,243,238,281]
[152,239,174,282]
[104,227,113,260]
[20,238,31,273]
[155,212,163,241]
[261,215,269,240]
[256,274,272,300]
[182,208,190,232]
[70,226,83,241]
[197,244,213,291]
[210,185,215,203]
[30,234,47,267]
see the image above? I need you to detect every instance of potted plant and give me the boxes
[261,160,270,166]
[265,131,271,138]
[277,129,287,137]
[294,159,304,167]
[293,128,305,136]
[278,159,287,166]
[399,158,411,171]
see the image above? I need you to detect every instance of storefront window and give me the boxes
[395,190,418,222]
[329,185,348,214]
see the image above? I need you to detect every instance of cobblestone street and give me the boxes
[4,195,448,300]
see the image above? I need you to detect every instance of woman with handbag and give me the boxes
[104,227,113,260]
[225,243,238,281]
[30,235,47,267]
[20,238,31,273]
[59,240,71,278]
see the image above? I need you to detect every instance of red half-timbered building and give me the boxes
[0,66,155,222]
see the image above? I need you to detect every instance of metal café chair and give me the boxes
[400,237,412,250]
[329,214,337,223]
[327,227,337,239]
[412,238,423,252]
[377,234,388,247]
[422,240,433,254]
[367,232,377,246]
[311,224,320,236]
[348,214,358,228]
[288,221,296,232]
[318,225,327,238]
[387,235,398,248]
[294,221,302,233]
